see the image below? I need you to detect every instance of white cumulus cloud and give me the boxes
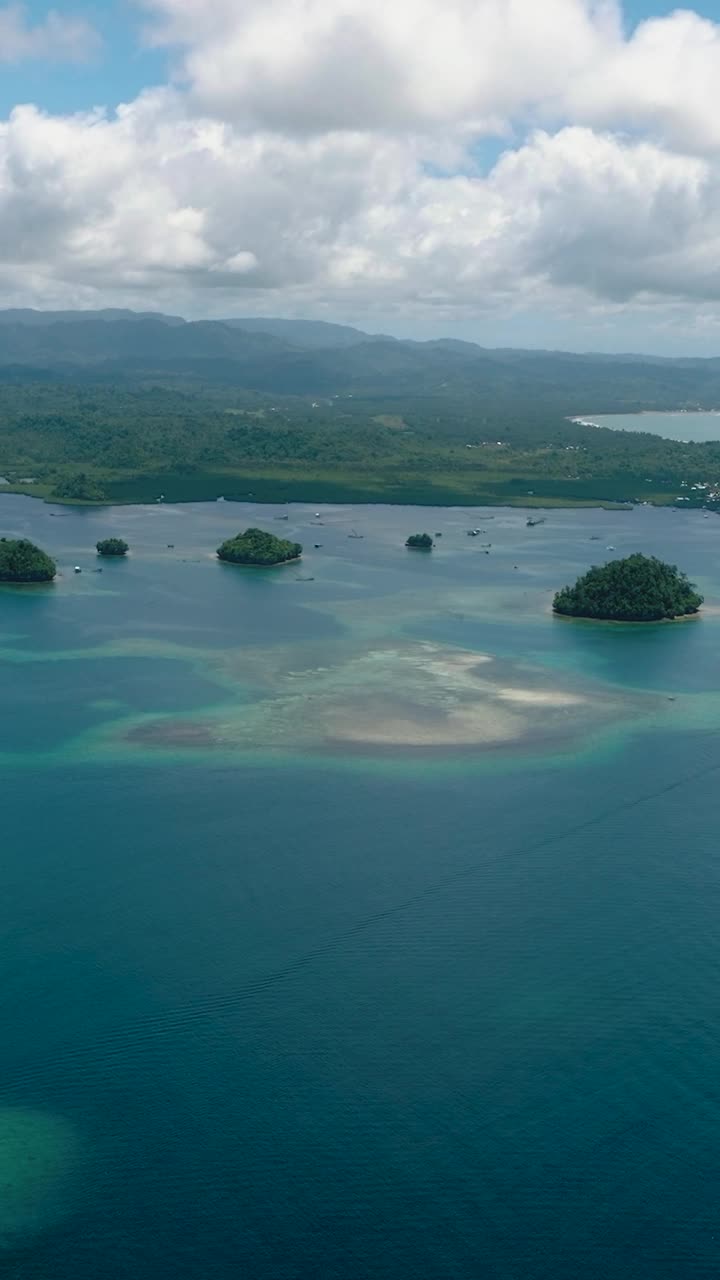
[0,0,720,345]
[137,0,720,156]
[567,10,720,154]
[139,0,620,134]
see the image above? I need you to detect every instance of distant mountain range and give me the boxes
[0,308,717,411]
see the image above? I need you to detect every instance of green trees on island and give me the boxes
[96,538,129,557]
[217,527,302,566]
[406,533,433,549]
[0,538,56,583]
[553,553,703,621]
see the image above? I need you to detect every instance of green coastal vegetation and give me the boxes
[51,473,107,503]
[3,378,719,512]
[96,538,129,556]
[0,538,56,583]
[217,527,302,566]
[2,311,720,509]
[553,553,703,622]
[406,533,433,549]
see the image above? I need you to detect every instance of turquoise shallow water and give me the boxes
[3,496,720,1277]
[590,411,720,442]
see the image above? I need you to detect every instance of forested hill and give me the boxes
[0,309,718,411]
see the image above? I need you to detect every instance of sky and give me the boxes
[2,1,720,352]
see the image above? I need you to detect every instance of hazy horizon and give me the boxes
[4,305,720,362]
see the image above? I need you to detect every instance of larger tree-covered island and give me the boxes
[553,553,703,622]
[0,538,56,583]
[217,527,302,566]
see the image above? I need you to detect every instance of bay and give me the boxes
[2,495,720,1278]
[587,411,720,442]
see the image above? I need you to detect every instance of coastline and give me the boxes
[552,609,702,626]
[572,409,720,419]
[1,485,645,513]
[217,555,302,568]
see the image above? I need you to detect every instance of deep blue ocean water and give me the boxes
[3,496,720,1278]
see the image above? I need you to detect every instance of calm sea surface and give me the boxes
[591,411,720,442]
[2,495,720,1278]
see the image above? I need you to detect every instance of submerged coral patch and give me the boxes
[0,1107,80,1246]
[112,640,650,757]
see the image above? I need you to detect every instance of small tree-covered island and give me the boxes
[553,553,703,622]
[0,537,56,583]
[406,533,434,550]
[96,538,129,557]
[217,527,302,567]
